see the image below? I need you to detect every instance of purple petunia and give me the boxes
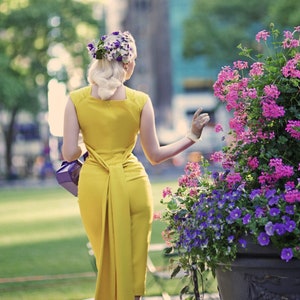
[238,238,247,248]
[230,207,242,220]
[255,207,265,218]
[250,189,261,200]
[242,213,251,225]
[281,248,293,262]
[274,223,286,235]
[265,221,274,236]
[286,205,295,215]
[269,207,280,217]
[285,220,296,233]
[258,232,270,246]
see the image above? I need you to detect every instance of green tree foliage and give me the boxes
[0,0,102,178]
[183,0,300,68]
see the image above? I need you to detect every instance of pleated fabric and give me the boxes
[70,86,153,300]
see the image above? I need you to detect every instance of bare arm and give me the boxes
[139,98,209,165]
[62,97,86,162]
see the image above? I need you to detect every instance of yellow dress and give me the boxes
[70,86,153,300]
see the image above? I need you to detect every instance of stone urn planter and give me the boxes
[216,239,300,300]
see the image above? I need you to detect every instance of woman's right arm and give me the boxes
[62,97,83,162]
[139,98,209,165]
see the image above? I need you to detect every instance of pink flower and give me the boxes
[222,158,235,170]
[286,120,300,139]
[213,67,240,101]
[248,157,259,169]
[282,56,300,78]
[162,187,172,198]
[244,88,257,99]
[261,99,285,119]
[226,172,242,188]
[233,60,248,70]
[255,30,270,42]
[215,124,223,133]
[153,211,162,220]
[210,151,224,162]
[178,175,188,187]
[249,62,264,77]
[229,116,246,136]
[269,158,294,179]
[284,190,300,203]
[189,189,198,197]
[263,84,280,99]
[282,37,300,49]
[284,30,293,39]
[184,161,201,177]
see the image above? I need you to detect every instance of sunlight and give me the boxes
[47,79,68,137]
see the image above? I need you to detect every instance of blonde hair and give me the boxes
[87,31,137,100]
[87,60,126,100]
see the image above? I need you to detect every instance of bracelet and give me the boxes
[186,130,202,143]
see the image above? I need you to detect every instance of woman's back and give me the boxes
[70,85,148,163]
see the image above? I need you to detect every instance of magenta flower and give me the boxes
[210,151,223,163]
[247,157,259,169]
[263,84,280,99]
[226,173,242,188]
[261,99,285,119]
[286,120,300,139]
[215,124,223,133]
[162,187,172,198]
[233,60,248,70]
[249,62,264,77]
[255,30,270,42]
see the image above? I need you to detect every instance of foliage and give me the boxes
[183,0,300,68]
[162,24,300,298]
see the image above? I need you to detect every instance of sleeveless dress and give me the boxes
[70,86,153,300]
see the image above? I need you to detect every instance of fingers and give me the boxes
[193,108,210,124]
[195,113,210,126]
[201,114,210,125]
[191,108,210,138]
[192,107,203,120]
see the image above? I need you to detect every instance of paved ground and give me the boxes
[85,295,220,300]
[143,293,220,299]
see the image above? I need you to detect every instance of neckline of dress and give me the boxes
[89,85,128,102]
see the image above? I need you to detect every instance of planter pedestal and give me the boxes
[216,242,300,300]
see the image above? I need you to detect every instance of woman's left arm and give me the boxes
[62,97,84,161]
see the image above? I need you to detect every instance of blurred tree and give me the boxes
[183,0,300,68]
[0,0,102,179]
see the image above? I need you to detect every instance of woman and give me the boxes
[62,31,209,300]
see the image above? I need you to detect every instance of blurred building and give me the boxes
[104,0,219,120]
[104,0,226,162]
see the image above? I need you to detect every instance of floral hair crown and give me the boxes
[87,31,135,64]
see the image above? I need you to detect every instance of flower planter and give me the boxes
[216,241,300,300]
[161,24,300,300]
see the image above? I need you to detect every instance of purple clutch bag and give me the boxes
[56,159,82,196]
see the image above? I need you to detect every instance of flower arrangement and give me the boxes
[87,31,135,63]
[161,24,300,295]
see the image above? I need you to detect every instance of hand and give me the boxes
[190,108,210,139]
